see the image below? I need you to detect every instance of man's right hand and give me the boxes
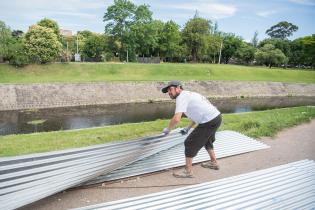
[180,127,190,135]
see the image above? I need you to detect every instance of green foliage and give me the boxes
[0,20,13,60]
[103,0,160,61]
[302,34,315,67]
[221,106,315,138]
[289,38,305,66]
[131,20,163,57]
[134,4,152,23]
[104,0,136,36]
[8,38,29,67]
[221,33,243,64]
[159,21,182,61]
[235,42,256,64]
[206,35,222,63]
[255,44,287,68]
[37,18,61,39]
[82,33,106,61]
[182,17,212,62]
[24,25,62,64]
[259,38,291,58]
[104,0,137,60]
[266,21,298,39]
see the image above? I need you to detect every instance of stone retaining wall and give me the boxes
[1,81,315,111]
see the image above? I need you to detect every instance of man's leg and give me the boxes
[185,157,193,173]
[202,147,219,170]
[207,148,217,163]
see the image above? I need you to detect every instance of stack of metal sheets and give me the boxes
[84,130,269,184]
[0,130,269,209]
[75,159,315,210]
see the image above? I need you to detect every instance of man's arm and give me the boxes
[168,112,183,129]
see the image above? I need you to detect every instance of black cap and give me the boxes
[161,80,182,93]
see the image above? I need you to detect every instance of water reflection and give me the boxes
[0,96,314,136]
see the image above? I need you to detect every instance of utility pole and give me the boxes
[218,41,223,64]
[66,41,69,62]
[126,46,128,63]
[75,31,81,62]
[76,34,79,54]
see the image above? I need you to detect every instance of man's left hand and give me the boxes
[162,127,170,135]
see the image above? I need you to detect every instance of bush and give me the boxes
[24,25,62,64]
[8,38,29,67]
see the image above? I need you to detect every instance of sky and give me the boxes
[0,0,314,42]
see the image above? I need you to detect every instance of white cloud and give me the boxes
[141,0,237,20]
[174,2,237,19]
[256,10,278,18]
[289,0,315,6]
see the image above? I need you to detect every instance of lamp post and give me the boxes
[75,31,81,62]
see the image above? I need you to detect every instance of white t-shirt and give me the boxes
[175,90,220,124]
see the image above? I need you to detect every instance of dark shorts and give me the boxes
[184,114,222,158]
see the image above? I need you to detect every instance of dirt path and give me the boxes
[22,119,315,210]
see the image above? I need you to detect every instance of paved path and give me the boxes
[22,119,315,210]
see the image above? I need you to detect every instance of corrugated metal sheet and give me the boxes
[84,131,269,184]
[75,159,315,210]
[0,130,269,209]
[0,130,183,210]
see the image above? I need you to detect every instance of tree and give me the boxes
[24,25,62,63]
[266,21,298,39]
[134,4,152,23]
[220,33,243,64]
[206,34,222,63]
[287,38,304,67]
[8,38,29,66]
[0,20,13,61]
[255,44,287,68]
[37,18,61,40]
[302,34,315,68]
[104,0,136,60]
[251,31,258,47]
[82,33,106,61]
[182,17,212,62]
[159,20,182,61]
[259,38,292,58]
[235,42,256,64]
[128,4,155,60]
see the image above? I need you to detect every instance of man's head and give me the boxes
[161,80,183,99]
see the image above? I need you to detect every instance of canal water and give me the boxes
[0,96,314,136]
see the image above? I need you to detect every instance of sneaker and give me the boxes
[201,161,220,170]
[173,169,194,178]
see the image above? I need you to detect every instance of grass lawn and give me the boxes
[0,63,315,84]
[0,106,314,157]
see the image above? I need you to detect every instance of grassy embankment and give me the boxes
[1,106,314,157]
[1,63,315,84]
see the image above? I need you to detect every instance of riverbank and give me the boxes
[21,118,315,210]
[1,81,315,111]
[1,63,315,84]
[1,106,314,157]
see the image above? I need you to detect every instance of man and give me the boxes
[161,81,222,178]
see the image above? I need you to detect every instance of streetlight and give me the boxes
[75,31,81,62]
